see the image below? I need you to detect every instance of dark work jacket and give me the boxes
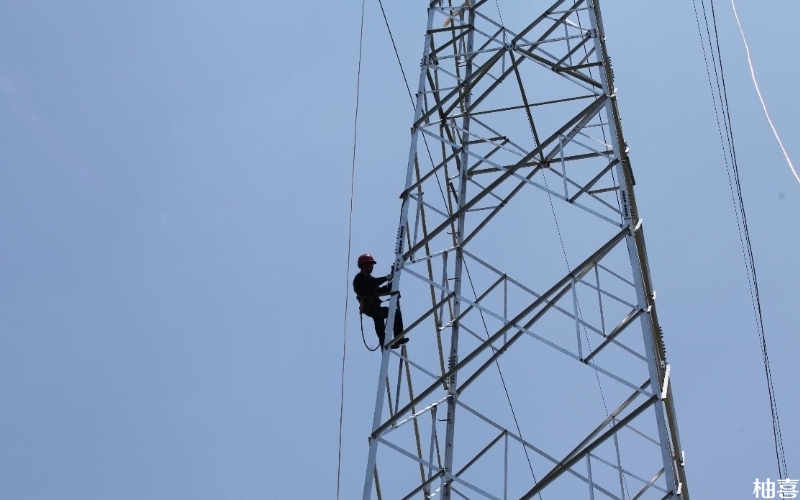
[353,272,389,314]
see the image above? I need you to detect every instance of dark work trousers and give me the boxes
[365,305,404,346]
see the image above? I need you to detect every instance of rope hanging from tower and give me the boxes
[335,0,366,497]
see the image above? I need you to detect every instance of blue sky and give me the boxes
[0,2,797,499]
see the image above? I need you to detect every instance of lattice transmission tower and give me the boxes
[363,1,690,498]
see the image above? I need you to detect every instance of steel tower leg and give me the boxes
[362,1,690,499]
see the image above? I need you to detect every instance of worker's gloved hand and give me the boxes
[385,273,393,281]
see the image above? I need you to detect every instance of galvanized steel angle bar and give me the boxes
[381,395,450,439]
[513,45,602,91]
[519,0,586,47]
[422,85,462,94]
[415,58,501,129]
[458,93,597,122]
[406,246,456,265]
[470,166,623,230]
[582,306,645,363]
[385,347,441,386]
[530,29,588,46]
[564,181,622,220]
[558,61,603,73]
[450,403,554,476]
[406,97,611,258]
[432,45,506,64]
[630,468,666,500]
[462,177,520,208]
[424,247,657,399]
[575,126,613,148]
[456,399,623,500]
[596,261,635,288]
[466,178,506,205]
[455,430,507,478]
[374,436,504,500]
[459,324,508,355]
[508,0,573,45]
[559,191,623,226]
[364,5,439,497]
[571,40,597,68]
[463,252,609,338]
[469,115,528,156]
[519,394,659,500]
[554,130,613,160]
[410,191,451,220]
[418,125,463,152]
[623,422,662,448]
[466,26,509,53]
[459,252,643,356]
[392,438,501,500]
[544,168,624,220]
[586,452,669,496]
[427,25,471,58]
[423,63,468,90]
[372,268,588,438]
[401,266,577,358]
[454,273,507,320]
[553,31,594,69]
[551,4,592,16]
[471,8,510,39]
[462,54,524,114]
[399,356,433,493]
[432,2,473,23]
[401,471,445,500]
[467,225,629,325]
[593,334,648,364]
[568,158,619,203]
[428,23,470,37]
[445,121,517,157]
[401,291,455,338]
[548,160,623,217]
[404,144,458,195]
[470,26,508,58]
[455,325,569,398]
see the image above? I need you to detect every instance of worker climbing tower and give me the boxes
[363,0,690,498]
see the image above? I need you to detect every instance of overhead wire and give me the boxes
[336,0,367,497]
[692,0,789,480]
[710,0,788,480]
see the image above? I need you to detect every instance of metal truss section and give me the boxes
[363,1,690,499]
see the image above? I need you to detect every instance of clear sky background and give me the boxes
[0,2,797,499]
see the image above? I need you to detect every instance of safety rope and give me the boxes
[335,0,367,497]
[693,0,789,480]
[361,313,380,352]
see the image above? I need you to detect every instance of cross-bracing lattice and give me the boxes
[363,1,690,499]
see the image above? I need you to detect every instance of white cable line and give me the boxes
[730,0,800,187]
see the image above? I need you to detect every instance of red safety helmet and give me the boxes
[357,253,377,268]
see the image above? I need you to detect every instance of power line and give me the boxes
[692,0,788,480]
